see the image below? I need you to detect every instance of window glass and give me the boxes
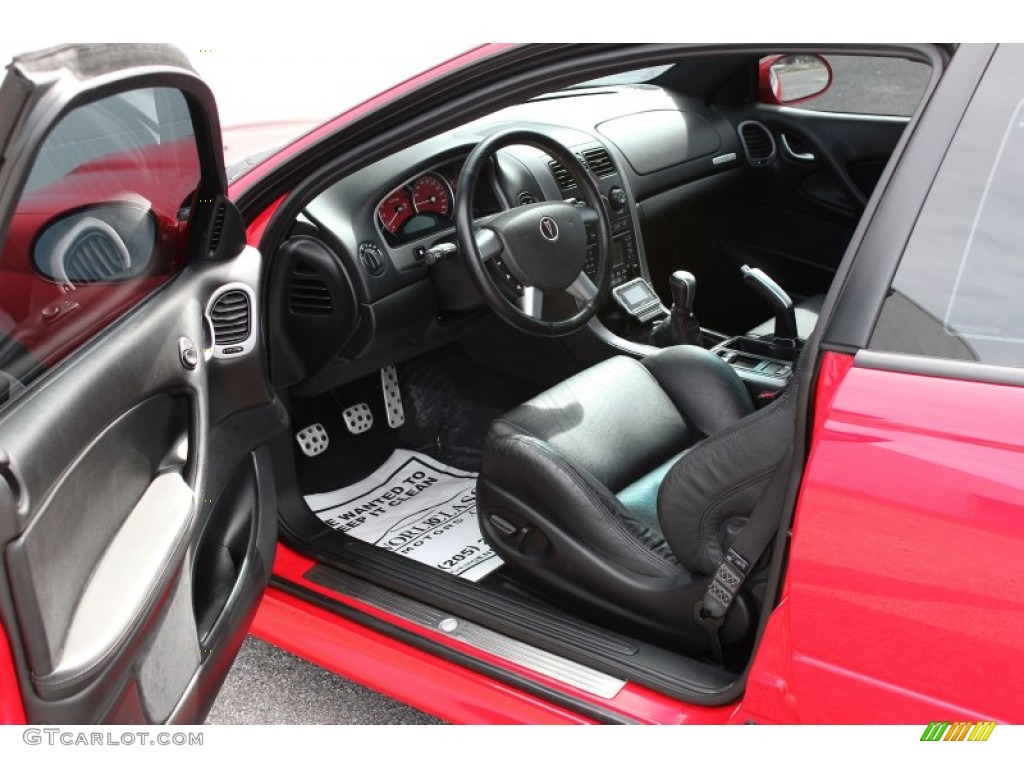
[870,45,1024,367]
[784,55,931,117]
[0,86,201,405]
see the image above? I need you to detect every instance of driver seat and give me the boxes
[477,344,799,653]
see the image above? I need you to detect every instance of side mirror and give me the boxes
[758,55,833,105]
[33,202,157,284]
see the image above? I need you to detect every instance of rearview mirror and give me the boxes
[759,55,833,105]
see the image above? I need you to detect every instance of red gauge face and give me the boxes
[378,188,414,235]
[411,174,452,217]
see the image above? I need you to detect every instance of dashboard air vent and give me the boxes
[64,229,129,283]
[210,289,251,345]
[547,159,576,192]
[738,121,776,166]
[582,148,615,177]
[208,201,227,252]
[289,264,333,316]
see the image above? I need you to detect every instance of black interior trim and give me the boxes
[270,576,638,724]
[276,526,737,702]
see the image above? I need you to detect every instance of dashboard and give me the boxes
[274,84,746,393]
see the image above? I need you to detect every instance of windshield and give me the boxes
[566,65,673,89]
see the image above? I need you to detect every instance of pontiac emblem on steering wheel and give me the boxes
[539,216,559,242]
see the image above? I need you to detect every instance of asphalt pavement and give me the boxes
[206,636,441,725]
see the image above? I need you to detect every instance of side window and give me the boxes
[776,55,932,117]
[0,87,200,403]
[870,45,1024,367]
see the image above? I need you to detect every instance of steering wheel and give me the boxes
[455,129,613,337]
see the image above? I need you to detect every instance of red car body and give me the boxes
[0,42,1018,726]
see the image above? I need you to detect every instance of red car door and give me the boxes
[0,44,282,724]
[739,43,1024,724]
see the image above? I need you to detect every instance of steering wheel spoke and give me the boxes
[577,205,600,226]
[566,272,597,305]
[474,227,503,262]
[516,286,544,319]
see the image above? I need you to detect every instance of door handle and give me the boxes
[781,133,816,162]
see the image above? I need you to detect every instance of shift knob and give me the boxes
[669,270,697,314]
[649,270,701,347]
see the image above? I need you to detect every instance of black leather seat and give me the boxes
[477,344,798,652]
[747,294,825,339]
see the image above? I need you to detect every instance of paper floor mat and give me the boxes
[304,449,502,582]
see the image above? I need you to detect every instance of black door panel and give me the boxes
[0,45,283,724]
[686,108,913,334]
[0,249,284,723]
[6,393,190,698]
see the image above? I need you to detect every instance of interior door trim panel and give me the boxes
[5,393,190,682]
[0,245,284,723]
[36,472,193,699]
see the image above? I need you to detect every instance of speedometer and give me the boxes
[411,174,452,217]
[378,188,414,235]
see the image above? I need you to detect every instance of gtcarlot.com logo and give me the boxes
[920,721,996,742]
[23,728,203,747]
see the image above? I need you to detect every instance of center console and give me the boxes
[559,141,799,400]
[710,335,799,397]
[583,213,644,289]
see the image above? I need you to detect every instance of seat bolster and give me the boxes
[479,432,680,577]
[657,380,797,575]
[642,345,755,438]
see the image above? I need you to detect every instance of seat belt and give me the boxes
[697,446,794,663]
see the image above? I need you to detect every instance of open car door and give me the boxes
[0,45,285,724]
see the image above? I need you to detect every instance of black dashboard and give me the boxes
[273,84,747,393]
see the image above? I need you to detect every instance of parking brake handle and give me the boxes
[741,265,799,341]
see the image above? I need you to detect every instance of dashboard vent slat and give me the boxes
[547,159,576,192]
[210,289,251,345]
[208,201,227,253]
[582,147,615,177]
[289,264,334,317]
[738,121,776,166]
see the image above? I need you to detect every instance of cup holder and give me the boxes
[712,335,799,381]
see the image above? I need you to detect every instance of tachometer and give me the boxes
[411,174,452,217]
[378,188,414,235]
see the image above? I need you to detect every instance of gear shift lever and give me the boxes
[741,265,799,341]
[650,270,702,347]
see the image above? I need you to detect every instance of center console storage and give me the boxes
[711,335,799,397]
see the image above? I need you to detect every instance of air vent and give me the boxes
[209,201,227,252]
[517,191,537,206]
[547,159,576,192]
[582,147,615,177]
[64,229,129,283]
[738,121,776,166]
[289,264,333,316]
[210,289,251,346]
